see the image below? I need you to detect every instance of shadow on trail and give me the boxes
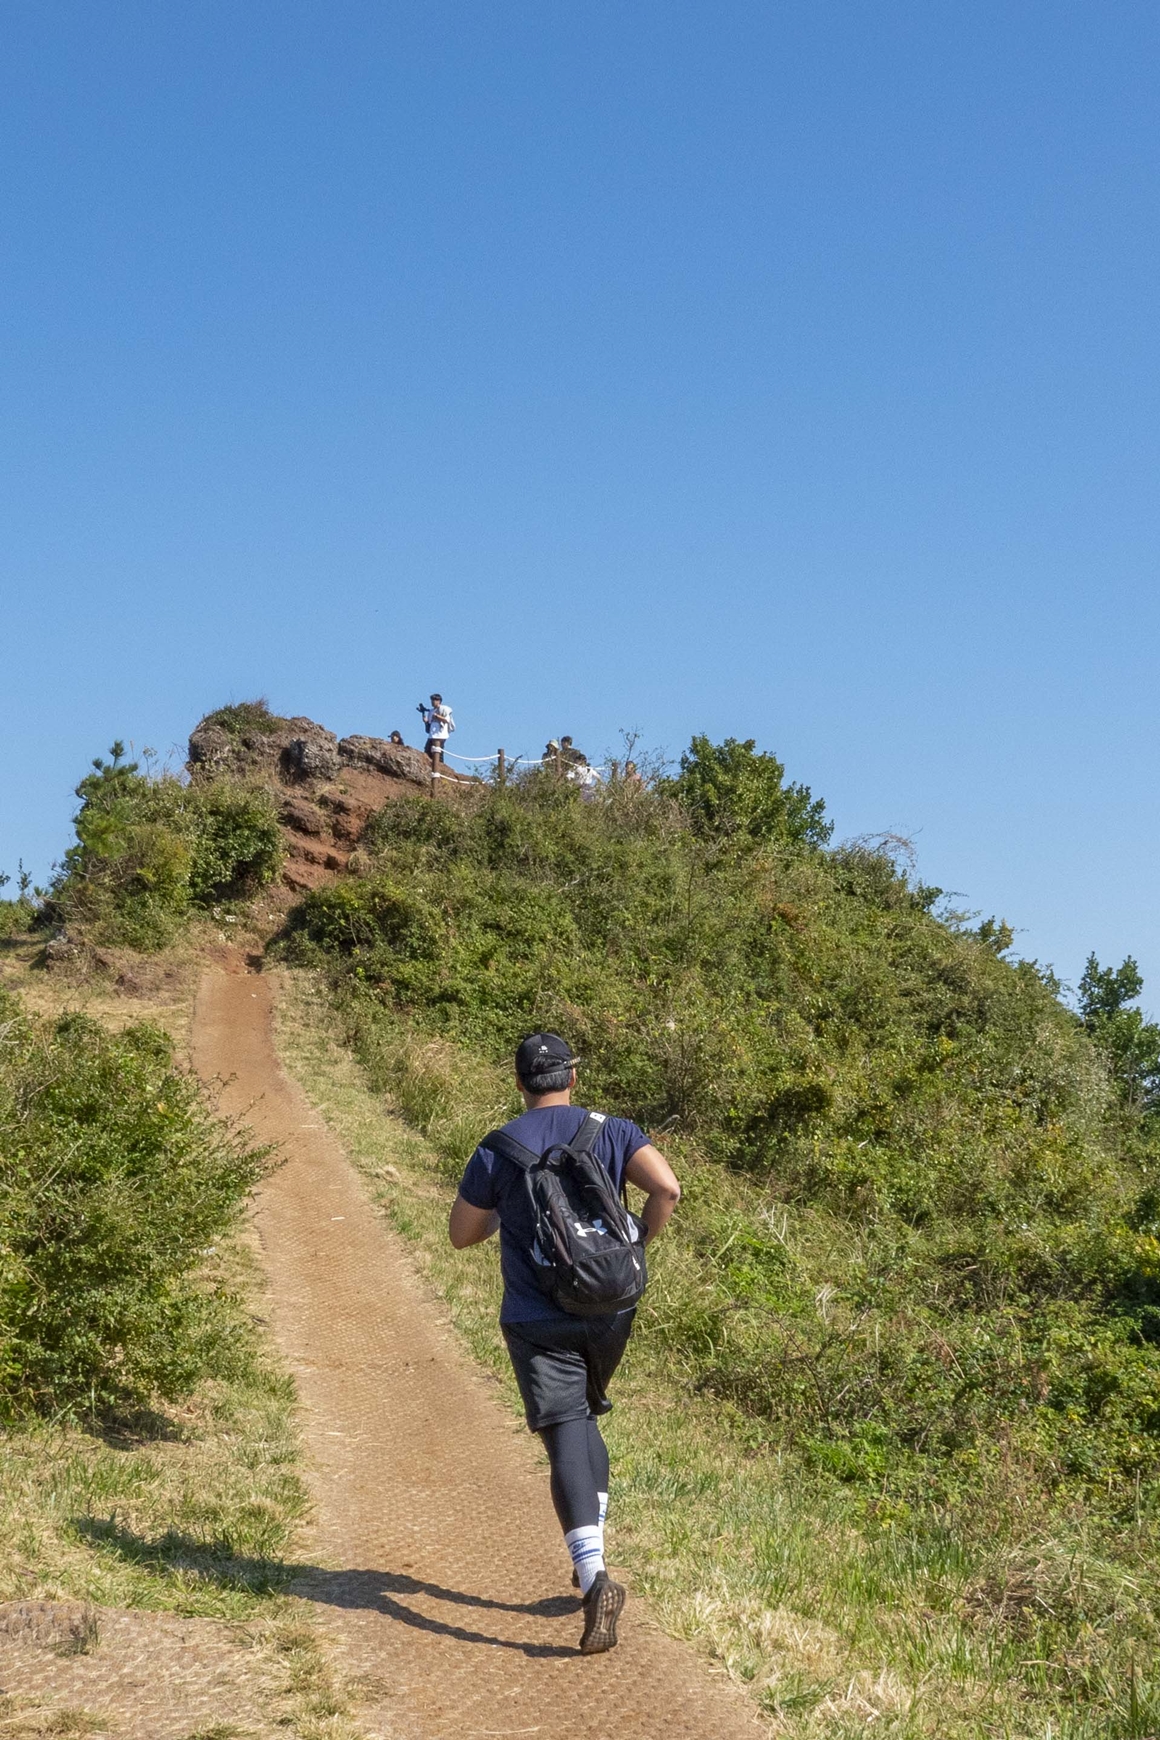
[73,1517,581,1658]
[296,1567,581,1658]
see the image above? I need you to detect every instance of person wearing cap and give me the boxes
[449,1032,681,1654]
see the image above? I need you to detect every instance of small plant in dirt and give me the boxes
[0,988,269,1415]
[47,743,283,950]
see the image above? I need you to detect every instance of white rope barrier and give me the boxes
[438,750,611,771]
[431,754,614,780]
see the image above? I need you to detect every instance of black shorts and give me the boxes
[502,1311,635,1433]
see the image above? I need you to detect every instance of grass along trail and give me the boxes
[191,966,761,1739]
[0,938,367,1740]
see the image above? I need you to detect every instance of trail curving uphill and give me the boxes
[192,968,761,1740]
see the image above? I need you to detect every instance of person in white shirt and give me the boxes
[572,761,600,800]
[418,694,454,770]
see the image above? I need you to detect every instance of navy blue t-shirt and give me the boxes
[458,1105,650,1323]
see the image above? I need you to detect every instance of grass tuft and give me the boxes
[202,701,283,739]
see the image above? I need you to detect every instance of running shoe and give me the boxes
[579,1570,626,1654]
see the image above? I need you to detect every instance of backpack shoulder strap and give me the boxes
[568,1110,607,1156]
[481,1128,542,1171]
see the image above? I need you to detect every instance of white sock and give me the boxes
[565,1525,605,1595]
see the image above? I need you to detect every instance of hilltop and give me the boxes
[185,699,464,891]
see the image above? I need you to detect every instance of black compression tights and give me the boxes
[539,1417,610,1534]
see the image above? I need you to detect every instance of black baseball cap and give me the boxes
[515,1032,578,1080]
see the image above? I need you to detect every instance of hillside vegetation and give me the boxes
[45,740,283,951]
[278,739,1160,1726]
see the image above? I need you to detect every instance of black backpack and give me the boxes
[482,1111,648,1317]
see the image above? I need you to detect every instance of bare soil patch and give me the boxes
[0,1603,287,1739]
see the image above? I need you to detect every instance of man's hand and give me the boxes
[624,1144,681,1243]
[449,1195,500,1248]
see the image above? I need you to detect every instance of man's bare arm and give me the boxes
[623,1143,681,1243]
[448,1195,500,1248]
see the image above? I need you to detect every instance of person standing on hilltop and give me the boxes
[417,693,454,770]
[448,1033,681,1655]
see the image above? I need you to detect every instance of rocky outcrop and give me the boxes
[338,735,432,786]
[187,715,341,787]
[187,717,430,791]
[285,731,341,783]
[185,721,236,778]
[41,931,82,970]
[186,709,465,894]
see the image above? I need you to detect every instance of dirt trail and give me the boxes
[192,969,760,1740]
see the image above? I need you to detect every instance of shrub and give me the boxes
[49,744,283,949]
[0,990,268,1414]
[187,784,284,904]
[660,734,832,847]
[0,903,34,942]
[0,867,36,940]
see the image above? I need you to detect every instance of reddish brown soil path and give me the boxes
[192,968,762,1740]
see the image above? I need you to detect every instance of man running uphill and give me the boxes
[449,1033,681,1655]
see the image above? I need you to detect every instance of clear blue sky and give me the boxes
[2,2,1157,1007]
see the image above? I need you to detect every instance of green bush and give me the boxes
[0,866,39,940]
[187,783,284,903]
[280,741,1160,1511]
[1080,953,1160,1122]
[660,734,832,846]
[0,902,34,941]
[0,990,268,1414]
[49,744,283,949]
